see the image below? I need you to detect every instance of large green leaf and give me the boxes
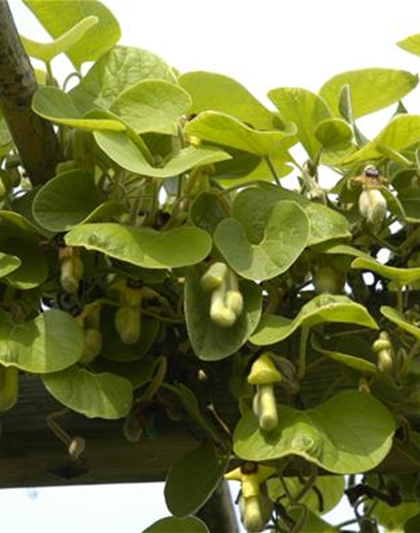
[32,87,125,131]
[268,475,345,516]
[110,80,192,135]
[0,309,83,373]
[343,115,420,164]
[268,87,331,159]
[94,130,231,178]
[214,201,310,281]
[381,306,420,340]
[292,510,338,533]
[0,238,48,290]
[142,517,209,533]
[65,223,212,269]
[184,111,296,157]
[251,294,378,346]
[232,187,350,247]
[33,170,102,231]
[43,366,133,419]
[234,390,395,474]
[185,268,262,361]
[21,15,98,63]
[164,441,228,517]
[70,46,176,113]
[23,0,121,68]
[351,256,420,285]
[179,71,276,129]
[319,68,418,118]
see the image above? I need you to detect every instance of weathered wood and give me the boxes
[0,374,418,488]
[0,0,60,185]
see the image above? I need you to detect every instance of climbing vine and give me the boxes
[2,1,420,531]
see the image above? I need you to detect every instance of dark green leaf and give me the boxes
[142,516,209,533]
[165,441,227,516]
[43,366,133,419]
[214,201,310,280]
[185,268,262,361]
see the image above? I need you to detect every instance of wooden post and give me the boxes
[0,0,60,185]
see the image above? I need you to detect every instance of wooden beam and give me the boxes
[0,374,418,489]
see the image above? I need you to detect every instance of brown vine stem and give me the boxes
[0,0,60,185]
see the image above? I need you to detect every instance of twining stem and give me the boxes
[397,285,404,313]
[265,156,281,186]
[297,327,310,380]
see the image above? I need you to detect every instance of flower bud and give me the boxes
[359,188,387,225]
[115,306,141,344]
[79,328,102,364]
[201,262,228,292]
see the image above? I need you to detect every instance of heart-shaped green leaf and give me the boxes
[343,115,420,164]
[0,238,48,289]
[33,170,102,231]
[268,87,331,160]
[94,130,231,178]
[21,15,98,63]
[351,256,420,285]
[185,268,262,361]
[251,294,378,346]
[65,223,212,269]
[232,186,350,247]
[142,517,209,533]
[165,441,228,517]
[23,0,121,68]
[381,306,420,340]
[43,366,133,419]
[214,201,310,281]
[70,46,176,113]
[234,390,395,474]
[314,118,353,149]
[179,71,276,129]
[0,309,83,373]
[32,87,125,131]
[110,80,191,135]
[184,111,296,157]
[33,169,125,232]
[319,68,418,118]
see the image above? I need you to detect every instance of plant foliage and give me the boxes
[2,2,420,532]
